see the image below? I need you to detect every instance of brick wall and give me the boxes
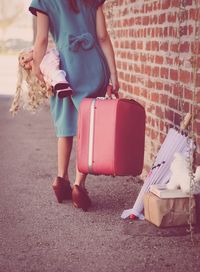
[104,0,200,175]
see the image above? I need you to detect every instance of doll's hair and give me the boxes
[10,52,52,116]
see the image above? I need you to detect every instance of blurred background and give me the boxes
[0,0,33,95]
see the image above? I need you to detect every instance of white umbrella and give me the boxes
[121,128,192,219]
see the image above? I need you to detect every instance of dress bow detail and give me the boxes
[68,33,94,52]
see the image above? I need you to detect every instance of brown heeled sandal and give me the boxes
[52,176,72,203]
[72,185,91,212]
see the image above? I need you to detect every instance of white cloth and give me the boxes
[40,48,68,87]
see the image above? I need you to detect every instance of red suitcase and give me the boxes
[77,98,145,176]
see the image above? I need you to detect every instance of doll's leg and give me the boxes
[40,49,73,98]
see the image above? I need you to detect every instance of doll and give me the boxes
[10,48,73,115]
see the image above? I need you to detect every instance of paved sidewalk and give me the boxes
[0,96,200,272]
[0,55,18,96]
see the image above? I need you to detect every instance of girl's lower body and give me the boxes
[50,83,109,212]
[52,136,91,211]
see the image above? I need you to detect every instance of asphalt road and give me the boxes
[0,96,200,272]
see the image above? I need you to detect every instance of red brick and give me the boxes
[137,41,143,50]
[124,41,130,49]
[169,97,177,108]
[152,66,159,77]
[156,106,164,119]
[134,53,139,61]
[147,79,155,89]
[159,13,166,24]
[134,64,141,73]
[119,72,124,81]
[184,88,193,99]
[160,120,165,131]
[151,92,159,102]
[180,10,188,22]
[162,0,171,9]
[160,133,166,144]
[173,84,183,96]
[169,26,177,37]
[188,25,193,35]
[180,42,190,53]
[144,65,151,76]
[165,57,173,65]
[174,113,181,126]
[171,0,179,8]
[195,121,200,135]
[152,41,159,51]
[155,55,164,64]
[145,3,152,12]
[127,84,133,94]
[164,84,172,93]
[195,153,200,166]
[170,69,178,81]
[197,90,200,101]
[156,81,163,90]
[151,129,159,140]
[191,42,200,54]
[189,9,198,20]
[150,15,158,24]
[179,26,187,36]
[183,102,190,113]
[133,86,140,96]
[160,67,169,79]
[130,41,136,50]
[180,70,191,84]
[196,73,200,87]
[130,75,137,83]
[165,109,174,122]
[163,27,168,37]
[140,89,148,98]
[170,43,179,53]
[143,16,149,25]
[122,62,127,70]
[160,42,169,51]
[182,0,192,6]
[168,12,177,23]
[125,73,130,82]
[135,16,142,25]
[160,94,168,104]
[140,54,147,62]
[146,41,151,51]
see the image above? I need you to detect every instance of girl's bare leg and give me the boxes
[57,136,73,181]
[74,165,87,188]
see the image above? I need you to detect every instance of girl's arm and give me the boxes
[96,6,119,96]
[32,12,49,82]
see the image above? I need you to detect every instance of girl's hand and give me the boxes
[32,64,45,84]
[107,73,120,98]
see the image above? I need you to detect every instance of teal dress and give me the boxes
[29,0,110,137]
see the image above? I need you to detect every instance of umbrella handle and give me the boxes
[180,112,192,130]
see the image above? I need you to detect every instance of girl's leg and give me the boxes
[52,136,73,203]
[72,165,91,211]
[57,136,73,180]
[74,165,87,188]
